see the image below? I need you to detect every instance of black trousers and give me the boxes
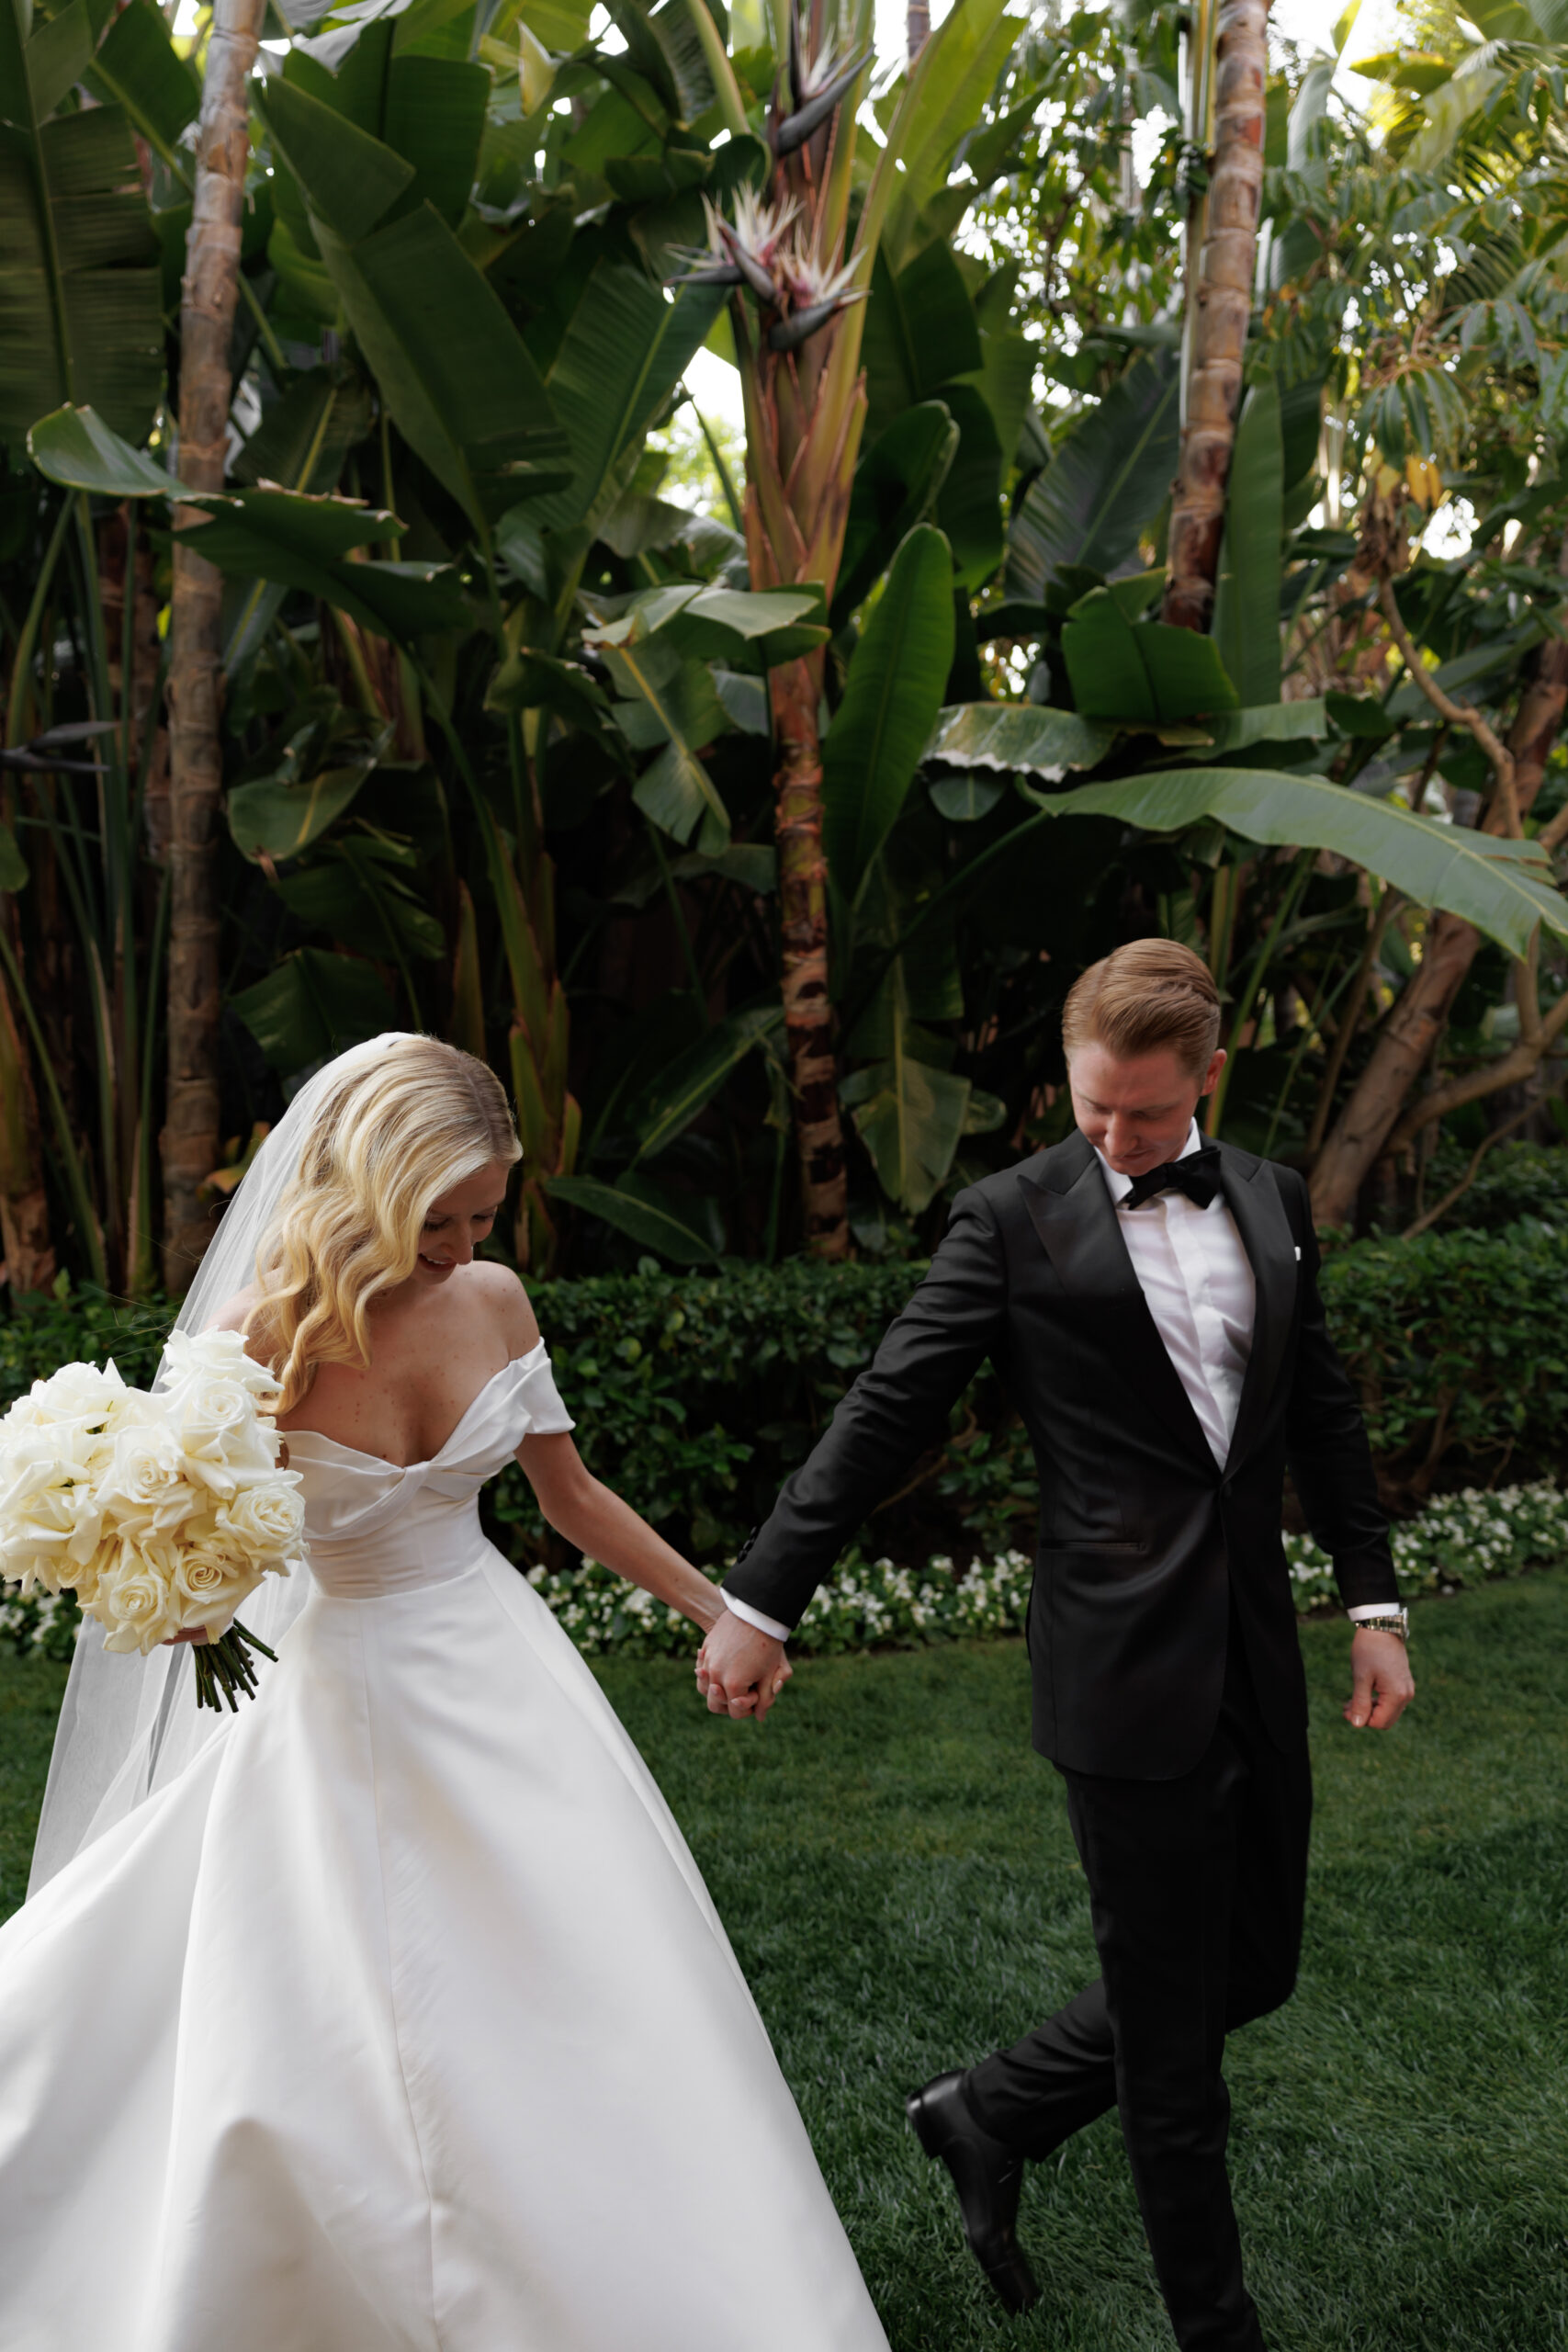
[964,1616,1312,2352]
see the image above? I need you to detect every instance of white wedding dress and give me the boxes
[0,1347,889,2352]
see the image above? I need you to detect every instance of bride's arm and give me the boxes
[518,1434,735,1639]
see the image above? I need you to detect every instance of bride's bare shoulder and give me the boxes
[208,1286,260,1336]
[466,1261,541,1357]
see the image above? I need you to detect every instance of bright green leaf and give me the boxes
[1213,379,1284,707]
[1005,352,1179,601]
[823,524,956,905]
[1022,767,1568,956]
[925,701,1115,777]
[28,402,186,497]
[1062,591,1239,724]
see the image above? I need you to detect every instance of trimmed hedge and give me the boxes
[4,1216,1568,1577]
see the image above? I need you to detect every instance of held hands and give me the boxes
[1344,1628,1415,1730]
[696,1611,791,1724]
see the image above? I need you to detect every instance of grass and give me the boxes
[5,1579,1567,2349]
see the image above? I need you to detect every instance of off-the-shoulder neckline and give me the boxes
[279,1342,547,1472]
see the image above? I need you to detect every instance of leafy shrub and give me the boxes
[1394,1140,1568,1233]
[5,1216,1568,1584]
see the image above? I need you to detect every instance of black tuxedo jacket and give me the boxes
[726,1131,1397,1780]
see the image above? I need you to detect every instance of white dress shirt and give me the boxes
[1099,1120,1386,1623]
[725,1121,1386,1641]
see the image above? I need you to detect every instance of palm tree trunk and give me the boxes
[771,654,847,1258]
[1310,626,1568,1225]
[906,0,930,66]
[1162,0,1269,633]
[163,0,265,1292]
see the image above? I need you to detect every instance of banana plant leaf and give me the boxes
[823,524,955,907]
[228,763,376,864]
[1196,700,1329,753]
[1213,379,1284,707]
[630,1001,784,1165]
[522,263,726,545]
[231,368,374,496]
[172,485,471,641]
[1004,351,1179,602]
[261,77,417,243]
[230,947,397,1078]
[925,701,1115,776]
[85,0,200,160]
[600,633,732,851]
[832,401,958,626]
[863,242,983,424]
[28,402,186,497]
[545,1172,722,1263]
[840,978,972,1216]
[1062,590,1239,724]
[933,382,1005,593]
[1021,768,1568,956]
[0,23,164,446]
[866,0,1023,268]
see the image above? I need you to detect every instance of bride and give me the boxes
[0,1034,890,2352]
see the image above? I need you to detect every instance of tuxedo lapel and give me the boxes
[1018,1137,1214,1470]
[1219,1144,1296,1469]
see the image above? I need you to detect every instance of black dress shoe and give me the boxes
[907,2071,1041,2315]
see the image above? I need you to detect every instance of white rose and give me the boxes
[93,1422,199,1541]
[216,1479,304,1562]
[94,1556,184,1654]
[171,1545,256,1630]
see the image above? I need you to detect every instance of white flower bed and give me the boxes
[9,1480,1568,1666]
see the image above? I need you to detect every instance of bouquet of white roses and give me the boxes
[0,1329,305,1711]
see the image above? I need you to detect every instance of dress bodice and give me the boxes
[283,1344,574,1598]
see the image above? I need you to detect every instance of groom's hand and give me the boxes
[1344,1628,1415,1730]
[696,1611,790,1722]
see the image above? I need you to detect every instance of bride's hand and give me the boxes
[161,1627,212,1646]
[696,1615,791,1722]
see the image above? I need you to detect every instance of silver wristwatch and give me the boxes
[1355,1607,1409,1641]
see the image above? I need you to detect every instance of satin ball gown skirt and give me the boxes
[0,1353,890,2352]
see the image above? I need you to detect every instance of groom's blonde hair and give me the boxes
[1061,940,1222,1077]
[246,1036,520,1408]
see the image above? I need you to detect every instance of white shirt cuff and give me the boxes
[1347,1602,1402,1622]
[723,1591,791,1643]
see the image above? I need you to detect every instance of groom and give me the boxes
[698,939,1415,2351]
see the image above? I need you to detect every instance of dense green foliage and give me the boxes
[6,1204,1567,1578]
[6,1577,1568,2347]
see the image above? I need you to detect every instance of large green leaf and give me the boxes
[630,1001,784,1164]
[0,82,163,446]
[933,380,1005,593]
[261,78,416,243]
[85,0,200,159]
[28,401,186,497]
[232,368,373,496]
[525,264,725,541]
[1004,352,1179,601]
[1062,590,1239,724]
[313,203,570,526]
[229,948,397,1078]
[865,0,1023,270]
[545,1172,721,1263]
[174,486,471,641]
[840,971,972,1216]
[598,632,732,851]
[1022,769,1568,956]
[833,401,958,626]
[925,701,1115,777]
[281,30,490,231]
[823,526,955,905]
[1213,379,1284,707]
[863,242,983,426]
[228,763,375,863]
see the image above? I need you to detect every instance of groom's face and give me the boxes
[1067,1041,1225,1177]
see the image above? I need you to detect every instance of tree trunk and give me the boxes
[771,654,848,1259]
[0,970,55,1295]
[906,0,930,66]
[1162,0,1269,634]
[163,0,265,1293]
[1309,625,1568,1225]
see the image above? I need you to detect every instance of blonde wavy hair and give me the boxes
[245,1037,521,1409]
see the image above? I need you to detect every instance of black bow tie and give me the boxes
[1120,1144,1224,1212]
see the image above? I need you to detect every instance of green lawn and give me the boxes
[5,1581,1567,2350]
